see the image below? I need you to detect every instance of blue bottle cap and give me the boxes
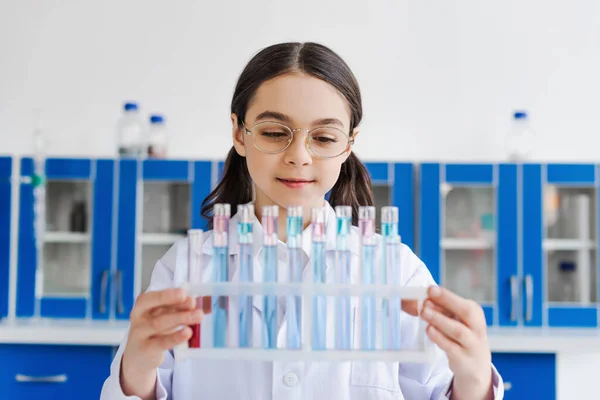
[514,111,528,120]
[150,114,165,124]
[124,102,138,111]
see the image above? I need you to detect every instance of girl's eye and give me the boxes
[262,131,289,139]
[312,136,337,144]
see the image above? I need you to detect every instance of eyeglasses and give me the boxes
[243,121,354,158]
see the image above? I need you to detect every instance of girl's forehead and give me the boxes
[247,73,351,129]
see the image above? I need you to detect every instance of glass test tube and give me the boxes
[238,204,254,348]
[359,206,377,350]
[262,205,279,349]
[187,229,204,348]
[311,207,327,350]
[382,206,402,349]
[212,204,230,348]
[286,206,303,349]
[335,206,352,350]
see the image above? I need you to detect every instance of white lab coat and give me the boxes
[101,203,503,400]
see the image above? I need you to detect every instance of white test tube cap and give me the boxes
[335,205,352,218]
[381,206,399,224]
[359,206,376,221]
[214,203,231,217]
[287,205,302,217]
[262,205,279,217]
[238,204,254,223]
[311,207,325,223]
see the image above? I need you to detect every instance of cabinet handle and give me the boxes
[510,275,519,321]
[99,270,109,314]
[15,374,68,383]
[504,381,512,391]
[525,274,533,321]
[115,269,125,315]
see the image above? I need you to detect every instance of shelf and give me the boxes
[543,239,596,251]
[441,237,494,250]
[44,232,90,244]
[140,233,186,245]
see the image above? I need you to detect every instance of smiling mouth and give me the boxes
[277,178,315,188]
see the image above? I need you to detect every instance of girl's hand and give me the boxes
[121,288,205,399]
[403,286,494,400]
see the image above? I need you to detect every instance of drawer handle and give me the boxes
[504,381,512,391]
[510,275,519,321]
[15,374,68,383]
[524,274,533,321]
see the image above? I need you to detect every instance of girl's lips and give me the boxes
[277,178,315,188]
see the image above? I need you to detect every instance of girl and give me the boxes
[101,42,503,400]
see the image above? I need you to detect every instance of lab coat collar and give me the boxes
[200,202,360,257]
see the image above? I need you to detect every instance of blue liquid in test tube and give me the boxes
[262,205,279,349]
[237,204,254,348]
[335,206,352,350]
[212,204,230,348]
[382,206,402,349]
[286,206,303,350]
[359,206,377,350]
[311,207,327,350]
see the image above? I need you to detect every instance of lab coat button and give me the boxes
[283,372,299,387]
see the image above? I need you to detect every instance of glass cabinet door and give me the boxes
[420,163,503,326]
[524,163,598,327]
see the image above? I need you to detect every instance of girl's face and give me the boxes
[232,72,357,213]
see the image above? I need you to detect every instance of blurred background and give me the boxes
[1,1,600,400]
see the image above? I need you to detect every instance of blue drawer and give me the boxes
[0,344,114,400]
[492,352,555,399]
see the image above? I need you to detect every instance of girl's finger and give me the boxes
[151,326,193,351]
[426,325,463,360]
[142,309,204,337]
[422,303,475,349]
[427,286,486,333]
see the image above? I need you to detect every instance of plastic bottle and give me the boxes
[505,110,536,162]
[147,114,168,158]
[116,102,146,157]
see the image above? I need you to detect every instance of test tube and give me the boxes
[382,206,401,349]
[286,206,303,349]
[212,204,230,348]
[335,206,352,350]
[187,229,204,348]
[238,204,254,348]
[359,206,376,350]
[311,207,327,350]
[262,205,279,349]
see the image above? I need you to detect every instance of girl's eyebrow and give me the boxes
[254,110,344,128]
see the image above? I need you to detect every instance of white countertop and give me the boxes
[0,318,129,346]
[3,318,600,353]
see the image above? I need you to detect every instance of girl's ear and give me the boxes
[342,128,360,162]
[231,113,247,157]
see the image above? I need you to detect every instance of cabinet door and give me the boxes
[492,352,556,400]
[0,344,113,400]
[419,163,515,326]
[116,159,213,319]
[523,163,598,327]
[0,157,12,318]
[17,158,103,319]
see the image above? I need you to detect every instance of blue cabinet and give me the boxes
[0,344,113,400]
[419,162,599,328]
[492,352,556,399]
[16,158,115,319]
[0,157,12,318]
[115,159,212,319]
[522,163,598,327]
[419,163,518,326]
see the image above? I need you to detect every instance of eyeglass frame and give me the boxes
[241,120,355,159]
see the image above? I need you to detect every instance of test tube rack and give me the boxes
[174,282,435,363]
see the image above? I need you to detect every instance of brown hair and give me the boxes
[201,42,374,227]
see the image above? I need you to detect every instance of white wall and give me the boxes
[1,1,599,162]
